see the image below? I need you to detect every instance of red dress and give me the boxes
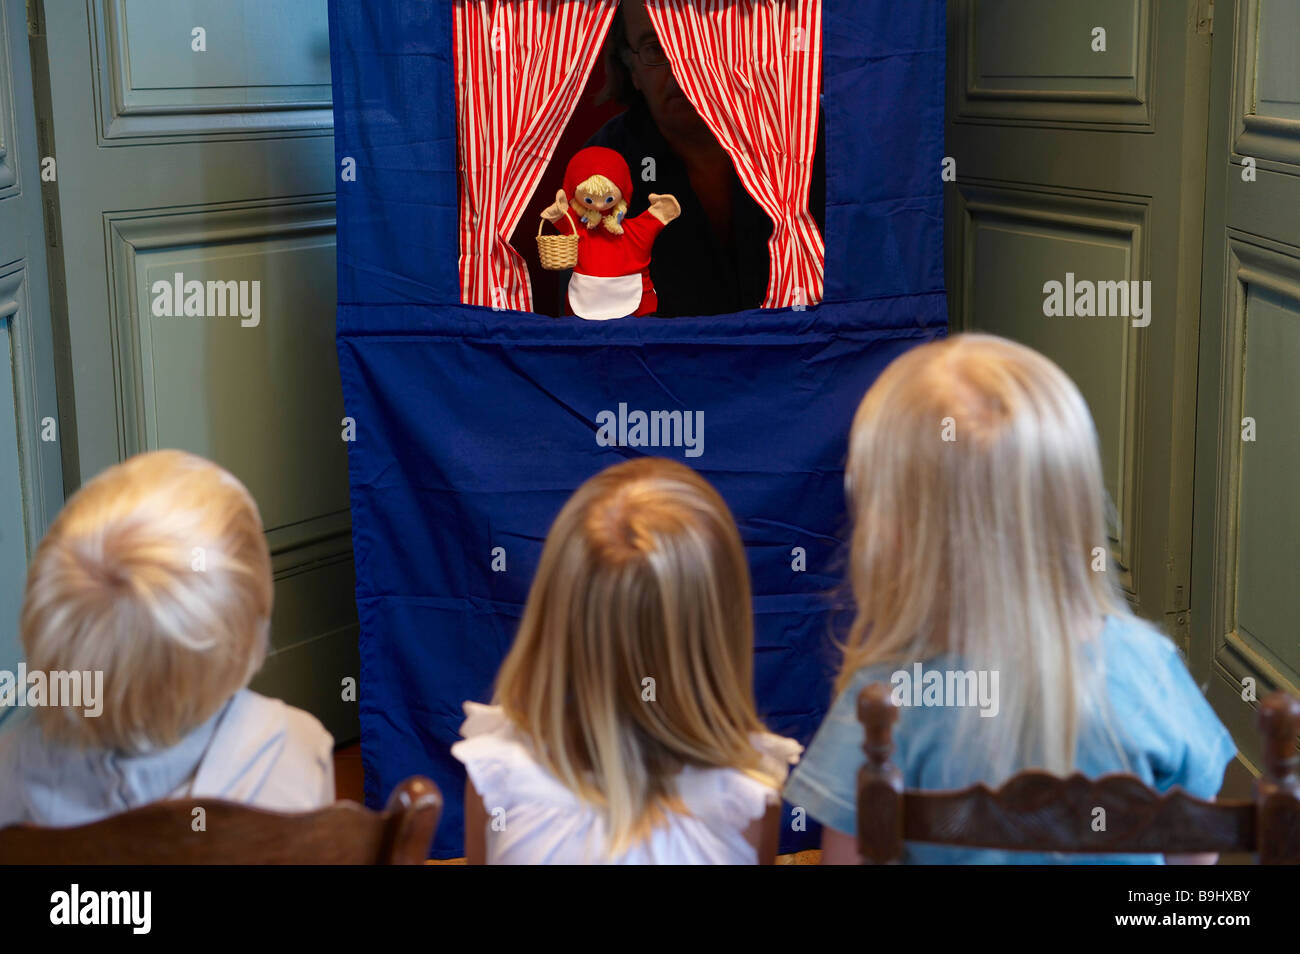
[558,211,666,319]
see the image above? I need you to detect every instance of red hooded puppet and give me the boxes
[540,146,681,320]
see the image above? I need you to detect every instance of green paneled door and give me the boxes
[31,0,357,740]
[0,0,65,719]
[1191,0,1300,767]
[946,0,1214,639]
[947,0,1300,780]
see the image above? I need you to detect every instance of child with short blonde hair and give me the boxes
[784,333,1236,864]
[453,457,800,863]
[0,450,334,826]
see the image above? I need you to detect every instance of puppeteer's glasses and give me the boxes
[624,39,670,68]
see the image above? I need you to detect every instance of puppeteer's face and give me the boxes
[621,1,707,141]
[573,184,623,213]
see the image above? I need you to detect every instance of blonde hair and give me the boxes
[21,449,272,752]
[572,173,629,234]
[840,333,1128,779]
[493,457,775,852]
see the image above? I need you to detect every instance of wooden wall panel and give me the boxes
[0,265,33,673]
[34,0,354,737]
[0,0,17,197]
[1237,284,1300,679]
[954,184,1147,598]
[0,0,65,689]
[95,0,333,143]
[947,0,1210,636]
[104,198,355,694]
[1203,236,1300,715]
[1232,0,1300,173]
[1193,0,1300,763]
[954,0,1153,127]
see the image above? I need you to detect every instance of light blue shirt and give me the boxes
[0,689,335,828]
[783,614,1238,864]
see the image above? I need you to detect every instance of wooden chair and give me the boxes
[0,775,441,864]
[856,684,1300,864]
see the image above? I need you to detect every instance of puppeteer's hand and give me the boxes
[541,189,568,222]
[647,193,682,225]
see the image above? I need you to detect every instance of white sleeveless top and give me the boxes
[451,703,802,864]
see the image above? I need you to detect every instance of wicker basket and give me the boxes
[536,207,580,270]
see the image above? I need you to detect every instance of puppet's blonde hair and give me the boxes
[839,333,1129,779]
[576,173,619,197]
[20,449,272,752]
[493,457,776,852]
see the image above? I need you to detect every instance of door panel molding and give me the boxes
[1201,232,1300,702]
[104,196,348,573]
[1231,0,1300,175]
[0,260,59,556]
[952,181,1148,598]
[0,0,18,196]
[954,0,1155,129]
[0,263,29,681]
[92,0,333,144]
[104,196,334,453]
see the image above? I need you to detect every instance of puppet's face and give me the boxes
[572,183,623,220]
[569,178,626,231]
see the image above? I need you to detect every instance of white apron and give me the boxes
[567,272,644,321]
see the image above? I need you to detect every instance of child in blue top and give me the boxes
[784,334,1236,864]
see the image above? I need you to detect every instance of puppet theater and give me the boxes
[329,0,946,856]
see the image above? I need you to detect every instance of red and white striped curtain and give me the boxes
[646,0,824,308]
[454,0,619,311]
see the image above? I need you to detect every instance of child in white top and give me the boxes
[452,457,800,864]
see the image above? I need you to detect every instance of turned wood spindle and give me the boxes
[857,682,904,864]
[1256,691,1300,864]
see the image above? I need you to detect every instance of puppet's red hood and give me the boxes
[563,146,633,203]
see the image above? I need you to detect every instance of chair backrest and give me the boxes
[856,684,1300,864]
[0,776,441,864]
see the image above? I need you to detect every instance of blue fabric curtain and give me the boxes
[328,0,947,857]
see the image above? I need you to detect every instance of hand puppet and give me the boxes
[539,146,681,320]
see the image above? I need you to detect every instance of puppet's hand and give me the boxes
[647,193,682,225]
[541,189,568,222]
